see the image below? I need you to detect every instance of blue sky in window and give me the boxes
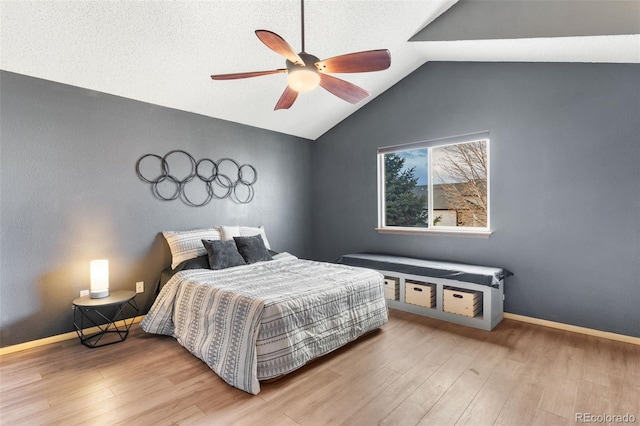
[397,149,428,185]
[395,148,459,185]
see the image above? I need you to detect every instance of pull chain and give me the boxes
[300,0,305,53]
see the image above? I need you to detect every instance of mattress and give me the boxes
[141,253,388,394]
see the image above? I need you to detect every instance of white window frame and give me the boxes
[376,132,492,237]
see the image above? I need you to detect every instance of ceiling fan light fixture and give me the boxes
[287,68,320,92]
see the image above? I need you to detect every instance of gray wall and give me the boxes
[2,62,639,347]
[0,71,313,347]
[312,62,640,338]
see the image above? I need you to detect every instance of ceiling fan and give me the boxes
[210,0,391,110]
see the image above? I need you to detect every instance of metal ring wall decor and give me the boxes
[135,150,257,206]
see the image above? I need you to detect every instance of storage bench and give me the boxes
[338,253,511,331]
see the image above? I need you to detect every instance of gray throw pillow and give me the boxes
[233,234,273,264]
[202,239,246,270]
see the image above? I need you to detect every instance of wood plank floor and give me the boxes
[1,309,638,425]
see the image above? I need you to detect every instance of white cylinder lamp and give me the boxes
[90,259,109,299]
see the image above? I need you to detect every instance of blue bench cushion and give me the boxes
[337,253,511,288]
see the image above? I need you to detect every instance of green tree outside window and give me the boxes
[384,153,428,227]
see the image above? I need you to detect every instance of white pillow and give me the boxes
[219,225,240,240]
[163,228,222,269]
[220,225,271,250]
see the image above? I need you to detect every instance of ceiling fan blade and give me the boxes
[255,30,304,65]
[211,69,287,80]
[315,49,391,73]
[318,74,370,104]
[275,86,299,110]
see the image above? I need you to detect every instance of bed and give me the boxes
[141,230,388,395]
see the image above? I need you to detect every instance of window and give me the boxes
[377,132,490,235]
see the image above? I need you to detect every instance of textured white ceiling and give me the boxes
[1,1,638,140]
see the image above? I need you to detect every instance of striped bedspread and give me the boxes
[141,253,388,394]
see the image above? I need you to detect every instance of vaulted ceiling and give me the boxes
[2,1,638,140]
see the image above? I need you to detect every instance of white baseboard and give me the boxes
[503,313,640,346]
[0,315,145,356]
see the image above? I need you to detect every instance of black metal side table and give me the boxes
[72,290,139,348]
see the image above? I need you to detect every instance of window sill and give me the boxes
[375,227,493,238]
